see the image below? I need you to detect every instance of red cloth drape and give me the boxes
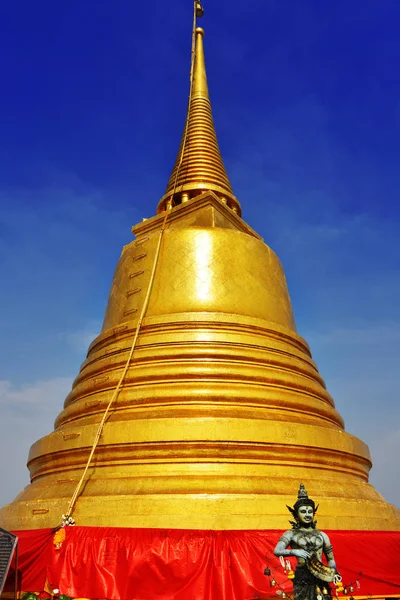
[4,528,52,595]
[6,527,400,599]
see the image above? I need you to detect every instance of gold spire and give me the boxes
[157,27,241,215]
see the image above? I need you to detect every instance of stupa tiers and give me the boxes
[1,8,400,600]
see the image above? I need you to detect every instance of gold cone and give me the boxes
[157,28,241,215]
[1,20,399,533]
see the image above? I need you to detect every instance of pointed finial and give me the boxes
[157,9,241,215]
[191,27,208,99]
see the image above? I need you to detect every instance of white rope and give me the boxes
[61,0,203,525]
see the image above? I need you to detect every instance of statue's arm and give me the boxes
[322,532,336,569]
[273,532,293,557]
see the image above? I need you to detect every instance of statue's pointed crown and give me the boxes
[157,6,241,216]
[297,483,309,502]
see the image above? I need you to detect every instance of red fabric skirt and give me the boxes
[6,527,400,599]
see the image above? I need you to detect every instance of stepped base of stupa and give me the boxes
[2,486,400,532]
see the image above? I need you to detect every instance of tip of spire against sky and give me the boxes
[0,0,399,508]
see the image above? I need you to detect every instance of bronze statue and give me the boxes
[273,484,338,600]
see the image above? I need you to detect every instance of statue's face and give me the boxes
[297,505,314,525]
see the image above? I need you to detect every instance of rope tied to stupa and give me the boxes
[60,0,204,528]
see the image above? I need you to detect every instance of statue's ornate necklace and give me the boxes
[293,529,324,552]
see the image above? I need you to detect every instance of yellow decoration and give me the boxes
[288,570,295,580]
[53,527,66,550]
[1,11,400,534]
[336,585,344,593]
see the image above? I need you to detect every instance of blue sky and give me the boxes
[1,0,399,510]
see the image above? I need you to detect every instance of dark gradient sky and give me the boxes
[0,0,399,508]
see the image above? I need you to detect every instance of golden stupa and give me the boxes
[1,17,399,534]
